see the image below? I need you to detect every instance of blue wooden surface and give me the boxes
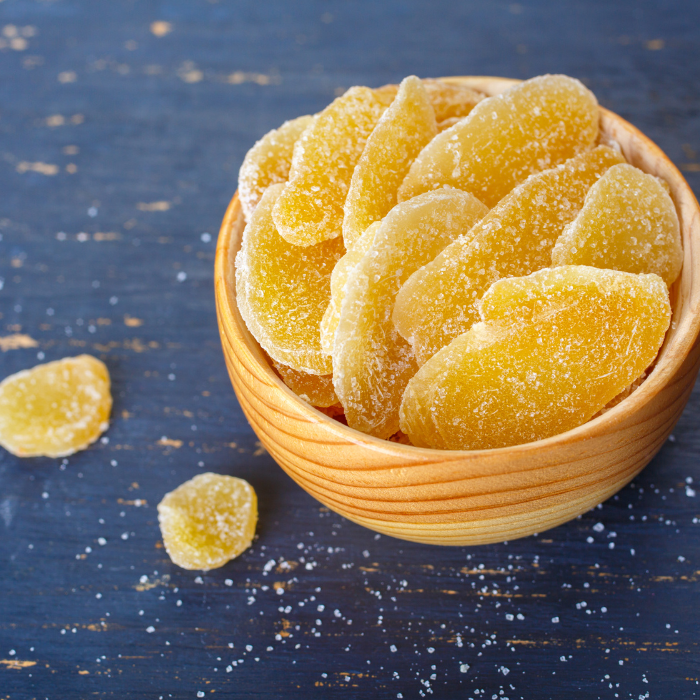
[1,1,699,698]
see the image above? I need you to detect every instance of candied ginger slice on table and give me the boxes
[421,79,485,122]
[397,74,599,208]
[342,75,437,248]
[271,359,338,407]
[0,354,111,458]
[333,189,488,438]
[272,87,388,246]
[238,114,314,221]
[552,163,682,286]
[393,145,626,365]
[235,184,344,375]
[320,221,380,356]
[158,473,257,571]
[400,266,671,451]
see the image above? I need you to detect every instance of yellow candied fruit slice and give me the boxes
[272,87,388,246]
[320,221,380,356]
[334,189,488,438]
[0,355,111,458]
[235,184,345,375]
[421,79,484,121]
[238,114,314,221]
[342,76,437,248]
[271,359,338,407]
[400,266,671,451]
[397,74,599,208]
[552,163,683,287]
[158,473,257,571]
[394,146,625,365]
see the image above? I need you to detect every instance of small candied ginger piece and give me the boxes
[334,189,488,438]
[398,74,599,208]
[238,114,314,221]
[320,221,380,356]
[158,473,257,570]
[272,87,388,246]
[552,163,682,286]
[235,184,345,375]
[394,146,626,365]
[400,266,671,451]
[271,359,338,407]
[342,75,437,247]
[421,79,484,122]
[0,355,111,458]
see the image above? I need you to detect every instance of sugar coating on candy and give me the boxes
[236,184,344,375]
[552,163,682,287]
[421,79,484,122]
[400,266,671,451]
[342,76,437,248]
[397,74,599,208]
[158,473,257,571]
[0,355,111,458]
[272,87,388,246]
[321,221,380,356]
[238,115,314,221]
[271,359,338,407]
[394,146,625,365]
[334,189,488,438]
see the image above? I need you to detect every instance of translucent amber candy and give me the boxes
[271,359,337,407]
[238,114,313,221]
[400,266,671,451]
[552,163,682,286]
[333,189,488,438]
[393,146,625,365]
[342,76,437,247]
[158,473,257,570]
[272,87,388,246]
[398,74,599,208]
[236,184,345,375]
[0,355,111,458]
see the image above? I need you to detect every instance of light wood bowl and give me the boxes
[215,76,700,545]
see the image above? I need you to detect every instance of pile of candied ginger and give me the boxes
[235,74,681,451]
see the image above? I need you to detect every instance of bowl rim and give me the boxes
[216,75,700,461]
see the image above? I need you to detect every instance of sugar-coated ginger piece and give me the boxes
[393,146,626,365]
[272,87,388,246]
[342,76,437,247]
[236,184,344,375]
[238,114,314,221]
[334,189,488,438]
[158,473,257,570]
[271,359,338,407]
[320,221,380,356]
[400,266,671,451]
[397,74,599,208]
[552,163,682,286]
[0,355,111,458]
[421,79,484,122]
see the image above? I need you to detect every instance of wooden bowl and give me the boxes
[215,76,700,546]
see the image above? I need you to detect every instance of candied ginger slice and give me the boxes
[552,163,682,286]
[0,354,111,458]
[421,79,485,122]
[235,184,344,375]
[320,221,380,356]
[238,114,314,221]
[400,266,671,451]
[397,74,599,208]
[158,473,257,571]
[272,87,387,246]
[334,189,488,438]
[342,76,437,247]
[393,146,626,365]
[271,359,338,407]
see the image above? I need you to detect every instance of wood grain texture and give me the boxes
[216,77,700,545]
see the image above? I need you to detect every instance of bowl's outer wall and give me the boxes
[215,77,700,545]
